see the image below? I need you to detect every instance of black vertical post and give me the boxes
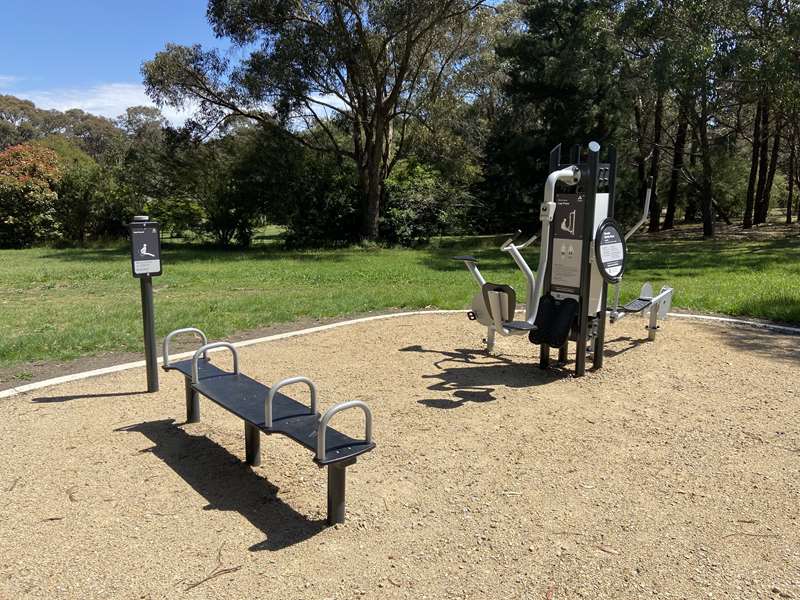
[184,378,200,423]
[245,423,261,466]
[575,147,600,377]
[140,275,159,392]
[558,344,568,363]
[327,463,348,525]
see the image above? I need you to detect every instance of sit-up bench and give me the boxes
[161,327,376,525]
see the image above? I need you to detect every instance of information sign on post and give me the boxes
[128,216,161,392]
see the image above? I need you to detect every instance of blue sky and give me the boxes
[0,1,231,122]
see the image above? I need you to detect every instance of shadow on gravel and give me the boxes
[709,326,800,366]
[32,390,149,403]
[116,419,325,552]
[602,336,649,359]
[400,345,566,408]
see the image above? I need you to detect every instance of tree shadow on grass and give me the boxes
[116,419,325,552]
[400,344,567,408]
[37,243,349,265]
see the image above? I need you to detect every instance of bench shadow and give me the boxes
[117,419,325,552]
[400,345,567,408]
[32,391,149,403]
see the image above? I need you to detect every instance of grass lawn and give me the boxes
[1,231,798,369]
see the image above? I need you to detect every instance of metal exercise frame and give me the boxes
[540,143,618,377]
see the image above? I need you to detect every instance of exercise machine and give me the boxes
[456,141,673,376]
[454,165,581,352]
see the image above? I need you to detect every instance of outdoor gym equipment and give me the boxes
[161,327,376,525]
[456,142,673,376]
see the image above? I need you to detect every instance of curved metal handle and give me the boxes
[163,327,207,368]
[316,400,373,461]
[500,230,523,251]
[264,376,318,428]
[192,342,238,384]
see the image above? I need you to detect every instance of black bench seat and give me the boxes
[165,357,374,465]
[158,327,376,525]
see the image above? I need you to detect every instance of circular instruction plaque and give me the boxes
[595,219,626,283]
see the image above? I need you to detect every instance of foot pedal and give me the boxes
[504,321,536,332]
[622,298,652,313]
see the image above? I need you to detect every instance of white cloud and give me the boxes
[9,82,196,125]
[0,75,21,89]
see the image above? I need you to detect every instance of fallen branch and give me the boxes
[596,544,621,555]
[185,544,242,592]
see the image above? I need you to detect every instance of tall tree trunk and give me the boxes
[664,99,689,230]
[634,99,649,211]
[685,130,699,223]
[762,115,782,221]
[754,97,771,224]
[696,98,714,238]
[359,108,391,241]
[787,140,794,224]
[743,97,763,228]
[648,91,664,232]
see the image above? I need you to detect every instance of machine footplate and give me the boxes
[504,320,536,331]
[621,298,653,313]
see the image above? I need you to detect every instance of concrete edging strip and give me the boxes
[1,309,797,399]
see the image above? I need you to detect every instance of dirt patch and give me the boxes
[1,313,798,599]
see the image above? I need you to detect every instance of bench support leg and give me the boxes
[327,463,348,525]
[185,379,200,423]
[244,423,261,467]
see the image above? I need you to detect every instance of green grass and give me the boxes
[1,233,798,368]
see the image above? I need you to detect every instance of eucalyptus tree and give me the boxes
[143,0,490,240]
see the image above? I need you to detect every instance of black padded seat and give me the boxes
[453,255,479,263]
[164,358,375,465]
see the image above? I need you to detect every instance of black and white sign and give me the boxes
[550,193,585,294]
[594,219,626,283]
[129,221,162,277]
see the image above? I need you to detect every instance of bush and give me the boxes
[381,162,471,246]
[0,144,61,248]
[282,152,361,247]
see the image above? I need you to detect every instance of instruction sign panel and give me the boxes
[595,219,626,283]
[550,193,585,295]
[129,221,162,277]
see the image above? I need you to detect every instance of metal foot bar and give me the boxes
[245,422,261,466]
[317,401,373,462]
[191,342,239,384]
[163,327,207,369]
[265,376,318,429]
[185,378,200,423]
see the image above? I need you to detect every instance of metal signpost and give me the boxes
[128,216,162,392]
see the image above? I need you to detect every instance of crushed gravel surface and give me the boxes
[0,313,797,599]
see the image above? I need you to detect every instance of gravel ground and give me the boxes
[0,313,798,599]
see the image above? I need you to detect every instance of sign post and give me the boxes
[128,215,162,392]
